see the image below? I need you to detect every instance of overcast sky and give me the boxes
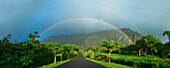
[0,0,170,43]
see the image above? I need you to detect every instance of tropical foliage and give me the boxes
[82,31,170,68]
[0,31,80,68]
[0,32,54,68]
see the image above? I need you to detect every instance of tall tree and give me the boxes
[57,46,64,61]
[135,34,160,56]
[100,40,115,48]
[161,42,170,58]
[45,43,60,64]
[163,30,170,42]
[100,40,115,63]
[63,44,72,60]
[135,39,145,56]
[143,34,157,55]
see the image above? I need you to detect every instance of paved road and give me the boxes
[55,53,106,68]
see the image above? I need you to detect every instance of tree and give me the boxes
[45,43,60,64]
[28,31,40,45]
[163,30,170,42]
[143,34,157,55]
[72,44,79,52]
[87,50,93,58]
[98,47,108,54]
[151,39,162,54]
[92,47,97,57]
[0,32,54,67]
[63,44,72,60]
[135,34,161,56]
[115,42,122,47]
[57,46,64,61]
[135,39,145,56]
[100,40,115,48]
[100,40,115,63]
[1,34,11,43]
[161,42,170,58]
[70,49,75,58]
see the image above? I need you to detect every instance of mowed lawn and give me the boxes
[38,56,78,68]
[38,59,71,68]
[103,53,170,68]
[86,58,132,68]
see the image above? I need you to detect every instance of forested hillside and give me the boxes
[41,28,142,49]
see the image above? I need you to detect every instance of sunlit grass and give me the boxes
[103,53,170,63]
[102,53,170,68]
[38,55,78,68]
[86,58,132,68]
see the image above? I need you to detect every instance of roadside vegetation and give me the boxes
[0,31,80,68]
[38,55,78,68]
[0,30,169,68]
[85,55,132,68]
[83,30,170,68]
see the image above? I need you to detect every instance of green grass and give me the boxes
[38,55,78,68]
[83,53,131,68]
[86,58,132,68]
[103,53,170,68]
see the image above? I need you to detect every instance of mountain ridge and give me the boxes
[41,28,142,49]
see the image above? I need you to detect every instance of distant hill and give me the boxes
[41,28,142,49]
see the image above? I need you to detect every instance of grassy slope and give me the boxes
[38,55,78,68]
[86,58,132,68]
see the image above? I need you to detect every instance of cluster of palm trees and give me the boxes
[45,43,80,64]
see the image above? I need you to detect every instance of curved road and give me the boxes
[55,53,106,68]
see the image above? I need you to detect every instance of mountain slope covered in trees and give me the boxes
[41,28,142,49]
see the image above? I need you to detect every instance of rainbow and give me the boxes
[99,6,141,34]
[39,18,134,45]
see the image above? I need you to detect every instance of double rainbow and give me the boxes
[39,18,134,45]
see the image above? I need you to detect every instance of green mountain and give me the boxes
[41,28,142,49]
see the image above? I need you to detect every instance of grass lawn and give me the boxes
[102,53,170,68]
[86,58,132,68]
[38,55,78,68]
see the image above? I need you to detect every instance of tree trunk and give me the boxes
[93,52,94,56]
[67,54,69,60]
[54,55,56,64]
[169,37,170,43]
[144,48,147,55]
[139,49,142,56]
[109,52,110,63]
[61,54,62,61]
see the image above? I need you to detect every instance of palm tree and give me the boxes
[45,43,60,64]
[101,40,115,48]
[54,51,57,64]
[98,47,108,54]
[57,46,64,61]
[163,31,170,42]
[100,40,115,63]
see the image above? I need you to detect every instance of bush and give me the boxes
[95,54,108,61]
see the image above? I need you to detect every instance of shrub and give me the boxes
[95,54,108,61]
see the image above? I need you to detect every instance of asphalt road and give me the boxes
[55,53,107,68]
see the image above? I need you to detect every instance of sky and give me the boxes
[0,0,170,43]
